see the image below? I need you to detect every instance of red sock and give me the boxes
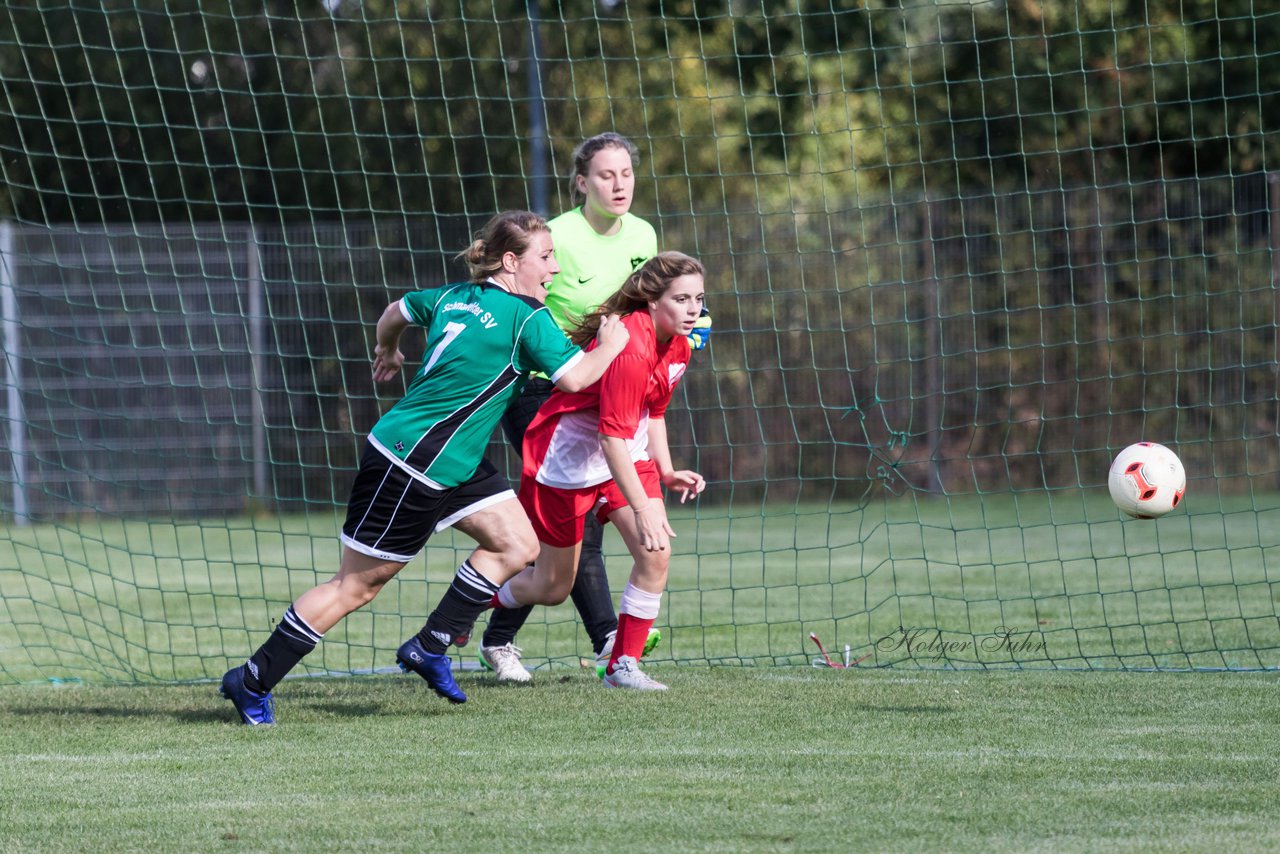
[609,612,655,673]
[489,592,503,609]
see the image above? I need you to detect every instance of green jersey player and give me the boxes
[220,211,629,722]
[366,274,595,489]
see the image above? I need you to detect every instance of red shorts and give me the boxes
[519,458,662,548]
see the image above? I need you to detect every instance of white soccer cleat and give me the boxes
[479,643,532,683]
[601,655,667,691]
[594,628,662,678]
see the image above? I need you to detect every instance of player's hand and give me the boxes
[687,306,711,350]
[372,344,405,382]
[596,313,630,354]
[632,501,675,552]
[662,470,705,504]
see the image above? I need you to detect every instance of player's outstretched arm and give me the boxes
[554,313,629,393]
[372,300,409,382]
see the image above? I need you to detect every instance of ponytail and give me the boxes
[454,211,549,282]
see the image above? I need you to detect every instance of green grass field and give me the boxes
[3,493,1280,684]
[0,668,1277,852]
[3,494,1280,849]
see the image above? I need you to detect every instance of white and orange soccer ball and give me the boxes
[1108,442,1186,519]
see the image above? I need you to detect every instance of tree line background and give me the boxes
[2,0,1279,513]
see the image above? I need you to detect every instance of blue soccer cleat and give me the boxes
[220,664,275,726]
[396,637,467,704]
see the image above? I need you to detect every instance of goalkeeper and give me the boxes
[476,132,711,683]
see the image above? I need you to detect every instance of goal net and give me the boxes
[2,1,1278,683]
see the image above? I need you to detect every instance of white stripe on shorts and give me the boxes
[340,531,416,564]
[432,488,516,534]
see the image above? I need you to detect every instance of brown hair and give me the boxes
[569,132,641,205]
[454,210,549,282]
[568,251,705,347]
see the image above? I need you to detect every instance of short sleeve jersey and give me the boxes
[522,311,690,490]
[370,281,583,488]
[545,208,658,330]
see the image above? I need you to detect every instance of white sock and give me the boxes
[496,580,524,610]
[619,583,662,619]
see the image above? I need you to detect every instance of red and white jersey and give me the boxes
[523,311,690,489]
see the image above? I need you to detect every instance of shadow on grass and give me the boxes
[0,703,242,723]
[0,694,444,723]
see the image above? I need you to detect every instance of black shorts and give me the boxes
[340,442,515,562]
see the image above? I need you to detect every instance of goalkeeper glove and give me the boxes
[687,306,712,350]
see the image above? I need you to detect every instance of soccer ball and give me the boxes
[1107,442,1186,519]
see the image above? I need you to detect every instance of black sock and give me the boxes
[418,561,500,654]
[243,606,323,694]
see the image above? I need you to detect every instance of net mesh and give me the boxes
[2,1,1279,683]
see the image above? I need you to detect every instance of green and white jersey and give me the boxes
[369,281,583,488]
[545,208,658,331]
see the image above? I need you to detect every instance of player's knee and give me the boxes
[635,550,670,580]
[510,530,540,570]
[342,578,384,610]
[481,526,539,573]
[545,578,574,605]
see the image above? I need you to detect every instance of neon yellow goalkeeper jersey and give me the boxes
[545,208,658,331]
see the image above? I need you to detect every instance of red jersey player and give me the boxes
[495,251,707,690]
